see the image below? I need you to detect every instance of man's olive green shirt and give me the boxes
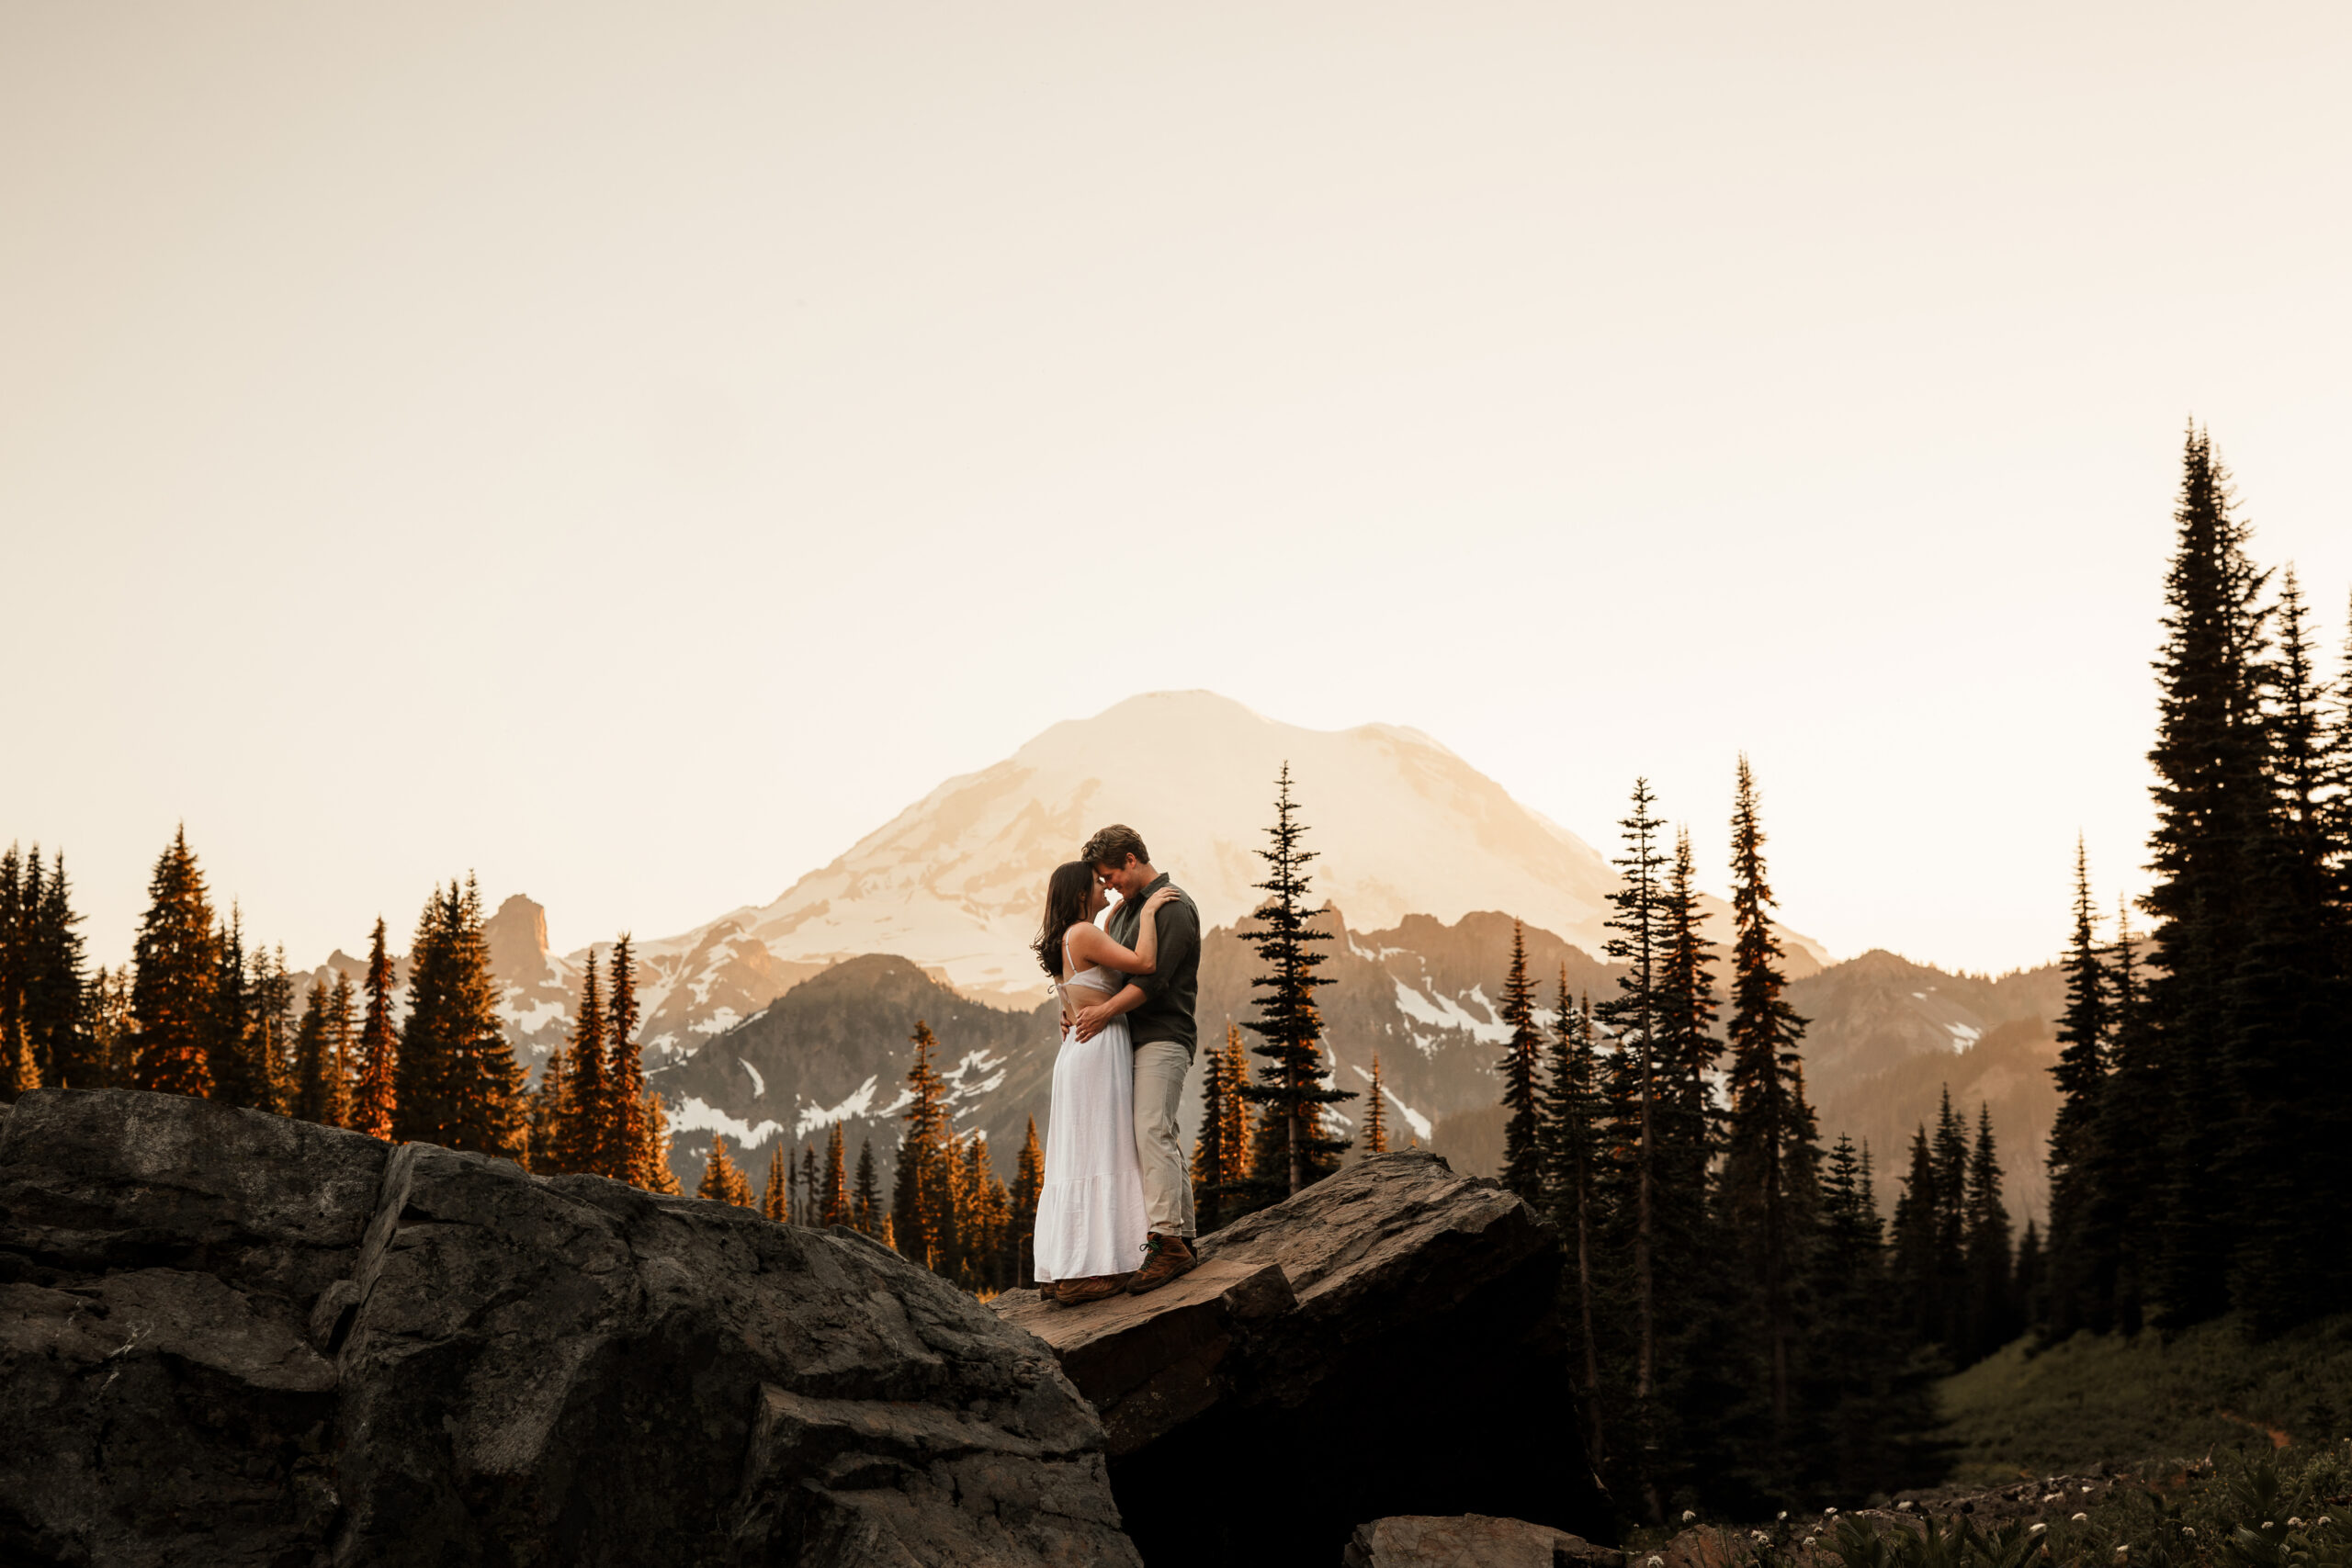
[1103,873,1200,1055]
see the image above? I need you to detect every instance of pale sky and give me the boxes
[5,2,2348,977]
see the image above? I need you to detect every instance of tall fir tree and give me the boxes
[1929,1089,1971,1352]
[3,848,91,1089]
[395,881,524,1158]
[81,964,135,1089]
[1238,764,1351,1197]
[1719,758,1819,1459]
[854,1137,883,1236]
[2139,424,2272,1324]
[762,1142,788,1221]
[800,1144,821,1228]
[130,828,218,1099]
[698,1134,753,1205]
[1540,979,1607,1467]
[1011,1118,1044,1281]
[2043,838,2115,1337]
[325,971,356,1127]
[348,919,398,1140]
[1595,776,1671,1515]
[559,953,607,1176]
[1193,1024,1238,1226]
[822,1123,851,1228]
[892,1021,952,1267]
[603,936,644,1183]
[1362,1053,1389,1156]
[290,980,339,1123]
[637,1089,682,1194]
[2218,563,2352,1325]
[1497,919,1544,1201]
[1962,1103,2015,1360]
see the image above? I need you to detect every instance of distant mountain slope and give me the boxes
[642,909,2021,1212]
[613,689,1827,1018]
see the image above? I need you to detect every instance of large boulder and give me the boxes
[1345,1514,1626,1568]
[994,1150,1608,1564]
[0,1089,1139,1568]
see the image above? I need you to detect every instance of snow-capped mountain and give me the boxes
[620,689,1825,1039]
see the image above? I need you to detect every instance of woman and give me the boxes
[1029,860,1177,1305]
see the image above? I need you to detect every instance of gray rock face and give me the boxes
[994,1150,1608,1565]
[1345,1514,1626,1568]
[0,1089,1138,1568]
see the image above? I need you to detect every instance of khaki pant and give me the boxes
[1132,1039,1196,1239]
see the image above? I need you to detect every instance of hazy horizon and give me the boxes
[6,3,2349,976]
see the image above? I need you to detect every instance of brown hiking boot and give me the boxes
[1125,1234,1197,1295]
[1040,1280,1070,1307]
[1058,1274,1130,1305]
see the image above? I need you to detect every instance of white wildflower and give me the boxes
[2074,1515,2088,1524]
[1804,1540,1816,1551]
[1648,1556,1664,1567]
[2181,1529,2196,1539]
[2319,1518,2333,1529]
[1826,1509,1839,1517]
[2264,1522,2274,1530]
[1780,1513,1791,1522]
[2030,1525,2049,1536]
[2288,1519,2305,1530]
[1684,1512,1698,1525]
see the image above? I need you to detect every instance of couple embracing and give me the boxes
[1028,824,1201,1305]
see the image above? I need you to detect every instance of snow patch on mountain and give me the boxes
[670,1096,786,1151]
[795,1075,885,1139]
[1392,976,1512,1044]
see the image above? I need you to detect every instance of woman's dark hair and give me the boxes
[1033,861,1098,978]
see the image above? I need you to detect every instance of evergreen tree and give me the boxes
[603,936,644,1183]
[698,1134,753,1205]
[1888,1124,1941,1350]
[1363,1053,1389,1155]
[1237,764,1351,1196]
[1929,1089,1970,1351]
[800,1144,820,1227]
[1720,758,1819,1458]
[9,848,91,1089]
[526,1046,570,1173]
[290,980,338,1123]
[1011,1118,1043,1281]
[207,911,271,1111]
[1962,1103,2014,1359]
[1595,777,1672,1517]
[2044,838,2115,1337]
[559,954,606,1176]
[348,918,398,1140]
[130,828,218,1099]
[822,1123,851,1227]
[2012,1218,2047,1331]
[81,964,135,1089]
[2140,425,2272,1324]
[2219,563,2352,1325]
[1800,1133,1933,1502]
[396,881,525,1157]
[1498,919,1544,1201]
[762,1143,788,1221]
[0,844,23,1098]
[253,944,296,1111]
[853,1138,883,1236]
[637,1089,681,1194]
[1540,978,1606,1466]
[325,972,356,1126]
[1193,1025,1234,1223]
[892,1021,952,1266]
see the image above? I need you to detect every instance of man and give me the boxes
[1069,823,1200,1293]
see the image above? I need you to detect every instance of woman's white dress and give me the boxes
[1032,937,1150,1283]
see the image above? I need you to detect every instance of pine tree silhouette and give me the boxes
[1363,1053,1388,1156]
[1540,978,1606,1465]
[2043,837,2113,1336]
[324,972,356,1128]
[130,828,218,1099]
[893,1021,952,1267]
[853,1138,883,1235]
[1497,920,1543,1201]
[1011,1119,1043,1282]
[698,1134,752,1205]
[762,1143,788,1221]
[348,918,398,1140]
[822,1123,851,1228]
[1962,1103,2014,1360]
[1719,758,1818,1456]
[1237,764,1351,1197]
[603,936,644,1183]
[207,910,271,1111]
[559,953,606,1177]
[291,979,337,1123]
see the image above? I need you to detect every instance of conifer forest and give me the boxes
[6,427,2350,1523]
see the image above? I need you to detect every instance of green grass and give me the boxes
[1938,1316,2352,1486]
